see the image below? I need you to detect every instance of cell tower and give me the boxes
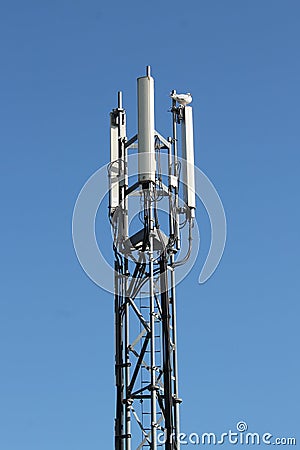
[108,66,196,450]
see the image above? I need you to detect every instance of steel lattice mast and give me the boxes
[108,67,196,450]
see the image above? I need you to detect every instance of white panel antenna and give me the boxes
[109,92,126,212]
[181,105,196,213]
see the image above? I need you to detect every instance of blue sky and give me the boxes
[1,0,299,448]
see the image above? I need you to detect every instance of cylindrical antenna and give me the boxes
[146,65,151,77]
[137,70,156,183]
[118,91,122,109]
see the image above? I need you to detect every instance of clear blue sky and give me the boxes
[1,0,299,448]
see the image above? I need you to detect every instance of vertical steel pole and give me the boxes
[120,90,131,450]
[160,256,173,450]
[124,289,131,450]
[147,186,157,450]
[170,257,181,449]
[115,266,124,450]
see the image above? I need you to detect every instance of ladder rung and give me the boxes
[145,350,160,353]
[142,335,160,338]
